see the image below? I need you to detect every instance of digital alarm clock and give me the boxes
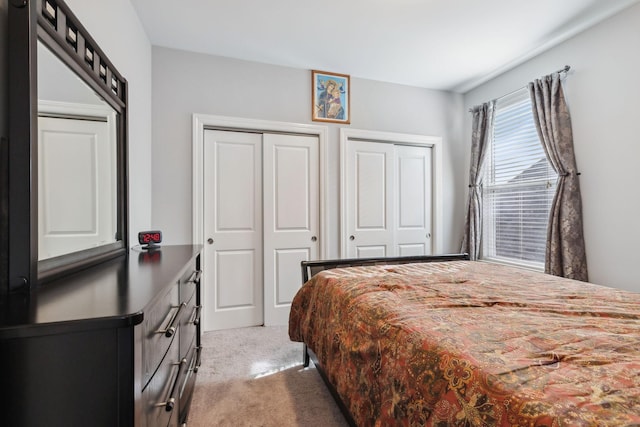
[138,230,162,248]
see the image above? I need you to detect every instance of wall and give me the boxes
[38,42,107,105]
[151,47,465,257]
[463,3,640,292]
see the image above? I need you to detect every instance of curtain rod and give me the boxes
[468,65,571,113]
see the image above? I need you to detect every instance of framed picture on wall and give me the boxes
[312,70,350,124]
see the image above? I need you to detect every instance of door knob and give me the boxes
[207,238,214,245]
[426,233,431,239]
[349,235,355,241]
[311,236,317,242]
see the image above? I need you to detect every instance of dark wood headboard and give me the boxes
[300,253,470,284]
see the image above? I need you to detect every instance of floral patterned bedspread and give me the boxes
[288,261,640,426]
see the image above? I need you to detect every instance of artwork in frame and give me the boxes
[312,70,350,124]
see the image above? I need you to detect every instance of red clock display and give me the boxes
[138,230,162,246]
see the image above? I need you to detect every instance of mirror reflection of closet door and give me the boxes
[38,115,116,260]
[37,42,121,263]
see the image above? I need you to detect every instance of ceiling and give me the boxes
[130,0,639,93]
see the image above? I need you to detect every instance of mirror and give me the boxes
[37,41,118,262]
[6,0,128,291]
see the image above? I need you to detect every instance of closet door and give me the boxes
[395,145,433,256]
[203,130,263,331]
[202,130,320,330]
[263,134,319,325]
[343,140,433,258]
[345,140,395,258]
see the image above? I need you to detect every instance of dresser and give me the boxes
[0,245,202,427]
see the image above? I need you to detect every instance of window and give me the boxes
[481,89,557,270]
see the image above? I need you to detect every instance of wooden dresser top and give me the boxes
[0,245,201,339]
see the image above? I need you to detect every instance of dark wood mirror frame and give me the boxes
[5,0,128,292]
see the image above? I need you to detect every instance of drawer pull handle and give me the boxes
[180,349,200,394]
[194,346,203,373]
[156,302,187,338]
[187,270,202,284]
[190,305,202,326]
[155,358,187,412]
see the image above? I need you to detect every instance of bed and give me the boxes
[288,255,640,426]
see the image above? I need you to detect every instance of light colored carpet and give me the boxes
[188,325,349,426]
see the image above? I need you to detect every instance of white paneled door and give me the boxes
[203,130,319,331]
[395,144,433,256]
[345,141,395,258]
[204,130,264,330]
[344,140,432,258]
[38,116,116,260]
[263,134,319,325]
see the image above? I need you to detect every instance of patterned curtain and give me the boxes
[528,73,588,281]
[461,101,495,260]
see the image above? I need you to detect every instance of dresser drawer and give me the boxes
[180,290,200,356]
[142,283,181,389]
[179,266,200,357]
[180,267,200,306]
[142,335,183,427]
[178,342,200,424]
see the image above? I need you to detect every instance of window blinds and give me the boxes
[482,88,557,268]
